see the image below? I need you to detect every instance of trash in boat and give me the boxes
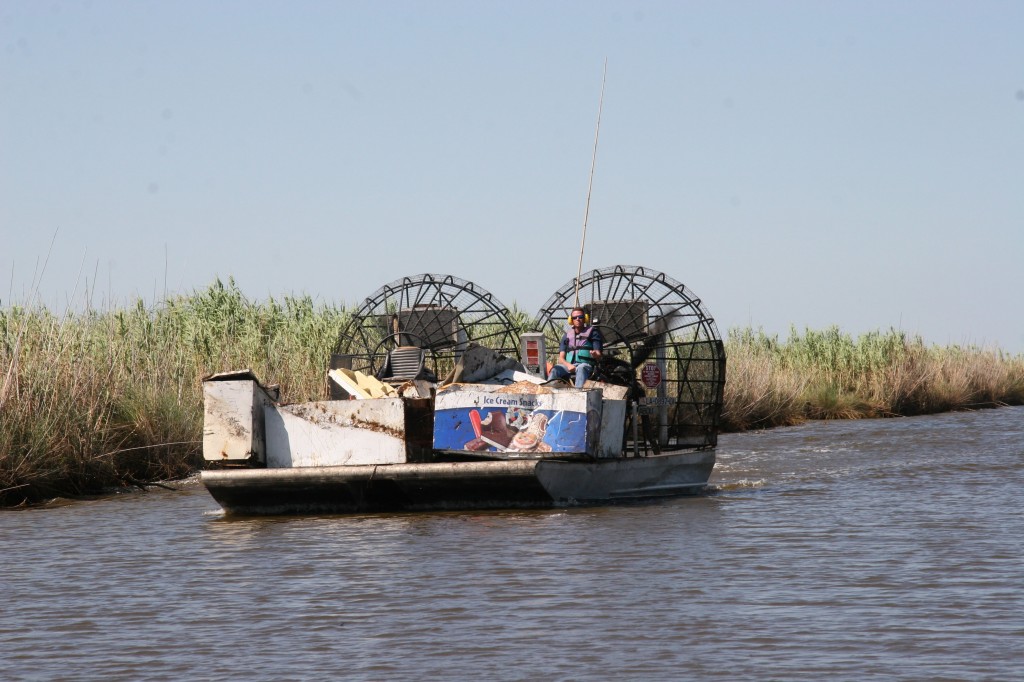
[326,367,397,399]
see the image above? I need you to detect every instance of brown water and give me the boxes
[2,407,1022,681]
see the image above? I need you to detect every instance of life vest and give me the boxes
[566,326,597,365]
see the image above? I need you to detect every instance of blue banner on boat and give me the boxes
[434,406,588,454]
[432,383,603,456]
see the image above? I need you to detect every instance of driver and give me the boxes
[547,307,603,388]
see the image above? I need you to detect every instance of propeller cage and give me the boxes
[535,265,726,451]
[333,273,519,379]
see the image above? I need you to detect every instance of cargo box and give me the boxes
[202,372,278,465]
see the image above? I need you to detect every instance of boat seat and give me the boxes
[376,346,429,385]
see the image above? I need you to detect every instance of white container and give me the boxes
[202,375,277,465]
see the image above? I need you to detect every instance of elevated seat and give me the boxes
[376,346,429,385]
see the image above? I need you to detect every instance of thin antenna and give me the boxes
[574,59,607,309]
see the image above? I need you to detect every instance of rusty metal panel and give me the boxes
[265,399,410,467]
[262,398,432,467]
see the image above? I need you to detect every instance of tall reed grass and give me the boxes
[3,286,1022,505]
[722,326,1024,430]
[1,279,349,504]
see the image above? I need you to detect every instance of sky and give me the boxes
[2,1,1023,352]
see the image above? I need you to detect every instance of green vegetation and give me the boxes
[3,285,1022,505]
[722,326,1024,430]
[1,279,349,505]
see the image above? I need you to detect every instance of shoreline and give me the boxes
[5,403,1020,510]
[3,285,1022,507]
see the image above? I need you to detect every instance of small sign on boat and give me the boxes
[641,363,662,389]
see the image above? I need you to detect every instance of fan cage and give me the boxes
[333,273,520,379]
[535,265,726,450]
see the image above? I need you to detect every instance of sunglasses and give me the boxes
[571,314,586,320]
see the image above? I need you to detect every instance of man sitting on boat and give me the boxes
[548,307,603,388]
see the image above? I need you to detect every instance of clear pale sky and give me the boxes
[3,1,1022,352]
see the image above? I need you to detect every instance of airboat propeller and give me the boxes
[332,273,519,381]
[535,265,726,453]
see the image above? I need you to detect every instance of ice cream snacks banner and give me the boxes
[433,392,591,455]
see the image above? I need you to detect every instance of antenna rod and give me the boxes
[574,59,607,309]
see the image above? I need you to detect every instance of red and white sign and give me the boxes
[640,363,662,389]
[525,340,540,365]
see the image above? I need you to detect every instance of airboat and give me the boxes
[200,265,726,515]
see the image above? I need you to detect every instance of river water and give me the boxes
[2,407,1022,681]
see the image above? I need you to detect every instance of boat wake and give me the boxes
[706,478,767,492]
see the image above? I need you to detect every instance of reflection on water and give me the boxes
[2,407,1022,680]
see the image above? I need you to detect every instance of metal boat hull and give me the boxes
[201,448,715,515]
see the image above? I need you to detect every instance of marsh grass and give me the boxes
[1,279,349,504]
[722,326,1024,430]
[3,287,1023,505]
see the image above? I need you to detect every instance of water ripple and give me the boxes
[1,407,1022,680]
